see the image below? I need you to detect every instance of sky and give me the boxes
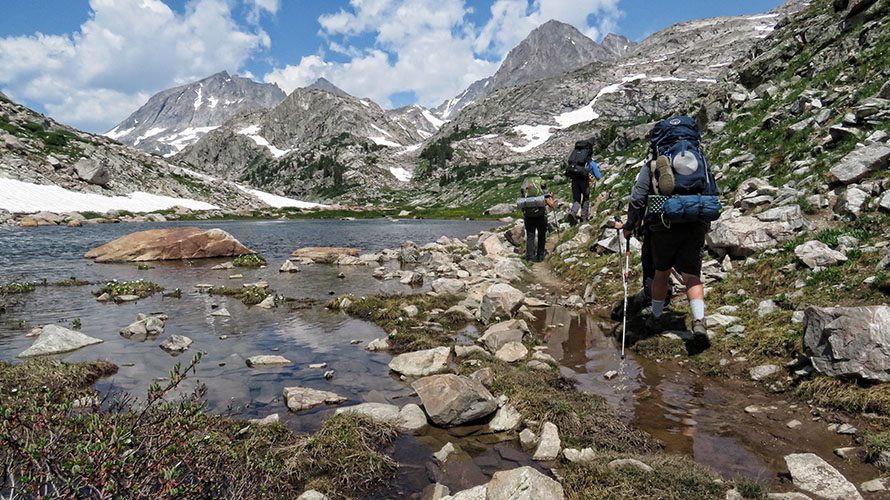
[0,0,784,133]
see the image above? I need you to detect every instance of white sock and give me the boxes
[651,299,665,319]
[690,299,705,321]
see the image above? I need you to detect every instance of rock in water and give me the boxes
[784,453,862,500]
[85,227,254,263]
[388,347,451,376]
[283,386,346,412]
[160,335,192,353]
[246,355,292,367]
[279,260,301,273]
[486,466,564,500]
[804,306,890,382]
[120,313,166,340]
[411,374,498,427]
[290,247,359,264]
[18,325,103,357]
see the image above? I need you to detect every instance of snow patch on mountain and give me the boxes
[0,177,217,214]
[237,125,291,158]
[389,166,413,182]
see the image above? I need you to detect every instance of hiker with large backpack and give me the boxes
[516,176,556,262]
[565,139,602,224]
[615,116,721,352]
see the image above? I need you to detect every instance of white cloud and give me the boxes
[0,0,271,132]
[245,0,280,24]
[264,0,622,110]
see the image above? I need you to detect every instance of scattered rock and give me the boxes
[85,227,255,263]
[479,319,528,352]
[469,367,493,387]
[533,422,561,461]
[804,306,890,382]
[519,428,538,451]
[366,337,391,351]
[829,143,890,185]
[211,307,231,317]
[159,334,192,353]
[757,299,780,317]
[74,158,110,186]
[119,313,166,340]
[256,295,276,309]
[608,458,654,473]
[784,453,862,500]
[604,370,619,380]
[563,448,597,463]
[707,206,809,257]
[861,478,888,493]
[834,447,860,459]
[434,442,457,463]
[398,404,429,435]
[246,355,292,367]
[411,374,498,427]
[479,284,525,323]
[750,364,781,381]
[388,346,451,377]
[297,490,330,500]
[18,325,103,358]
[455,345,489,359]
[249,414,280,426]
[431,278,467,295]
[486,466,564,500]
[290,247,359,264]
[795,241,848,269]
[279,260,301,273]
[494,342,528,363]
[787,420,803,429]
[283,386,346,412]
[486,403,522,433]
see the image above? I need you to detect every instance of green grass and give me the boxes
[0,282,36,295]
[796,377,890,418]
[208,285,273,306]
[330,294,466,353]
[94,280,163,299]
[562,454,735,500]
[233,254,267,268]
[863,431,890,469]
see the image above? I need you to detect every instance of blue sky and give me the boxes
[0,0,783,133]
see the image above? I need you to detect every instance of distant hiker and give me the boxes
[617,116,721,352]
[565,139,602,224]
[517,176,556,262]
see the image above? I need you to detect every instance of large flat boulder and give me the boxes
[412,374,497,427]
[804,306,890,382]
[486,466,564,500]
[85,227,253,263]
[291,247,359,264]
[335,402,429,435]
[706,206,809,258]
[795,241,848,268]
[785,453,862,500]
[18,325,103,358]
[389,346,452,377]
[830,143,890,185]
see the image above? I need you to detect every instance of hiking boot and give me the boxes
[645,315,664,333]
[689,319,711,352]
[654,155,675,195]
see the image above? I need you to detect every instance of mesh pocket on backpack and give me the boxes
[647,195,669,215]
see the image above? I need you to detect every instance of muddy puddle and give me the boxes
[530,302,883,493]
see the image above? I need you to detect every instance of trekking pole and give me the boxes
[621,233,631,360]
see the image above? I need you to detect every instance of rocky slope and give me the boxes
[106,71,285,157]
[0,91,267,217]
[175,87,428,203]
[433,23,634,120]
[406,2,809,212]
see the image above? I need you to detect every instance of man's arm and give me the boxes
[625,165,651,230]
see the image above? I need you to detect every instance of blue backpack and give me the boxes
[649,116,716,196]
[647,116,721,223]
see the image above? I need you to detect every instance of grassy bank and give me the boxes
[0,357,398,498]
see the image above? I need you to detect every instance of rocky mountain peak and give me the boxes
[433,19,636,120]
[307,77,351,98]
[106,71,286,157]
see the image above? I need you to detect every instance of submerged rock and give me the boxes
[85,227,254,263]
[18,325,103,358]
[283,386,346,412]
[120,313,166,340]
[290,247,359,264]
[246,355,292,367]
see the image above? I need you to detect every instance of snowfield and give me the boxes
[0,177,218,214]
[389,166,413,182]
[236,125,292,158]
